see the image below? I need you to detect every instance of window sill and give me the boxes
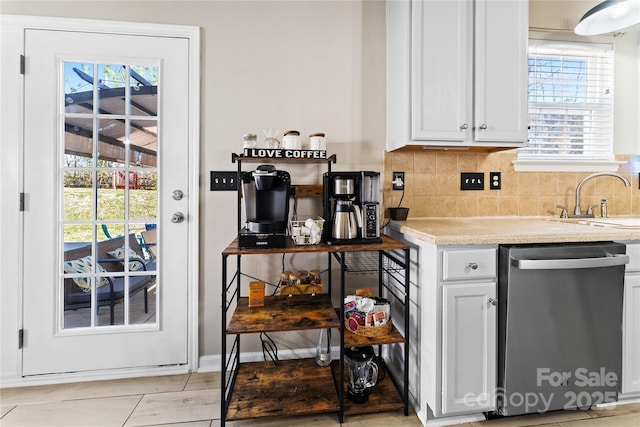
[513,159,625,172]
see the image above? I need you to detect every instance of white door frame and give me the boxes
[0,14,200,386]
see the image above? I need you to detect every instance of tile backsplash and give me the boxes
[383,150,640,218]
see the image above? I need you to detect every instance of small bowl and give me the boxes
[389,207,409,221]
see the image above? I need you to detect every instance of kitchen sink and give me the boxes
[549,217,640,229]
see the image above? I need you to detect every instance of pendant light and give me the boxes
[574,0,640,35]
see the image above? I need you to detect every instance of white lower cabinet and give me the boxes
[622,242,640,396]
[440,248,497,416]
[442,282,496,415]
[385,228,639,425]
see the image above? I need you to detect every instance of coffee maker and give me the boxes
[323,171,381,245]
[238,165,290,248]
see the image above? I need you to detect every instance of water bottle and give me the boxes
[316,328,332,367]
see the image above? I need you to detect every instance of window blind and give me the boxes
[520,39,614,160]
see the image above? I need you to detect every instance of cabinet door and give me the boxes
[442,282,496,415]
[622,273,640,395]
[411,0,472,142]
[473,0,528,145]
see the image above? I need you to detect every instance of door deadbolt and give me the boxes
[171,212,185,223]
[172,190,184,201]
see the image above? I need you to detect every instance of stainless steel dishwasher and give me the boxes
[497,242,628,416]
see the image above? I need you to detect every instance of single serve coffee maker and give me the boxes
[344,346,379,404]
[323,171,381,245]
[238,165,291,248]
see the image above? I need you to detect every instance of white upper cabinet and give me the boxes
[387,0,529,150]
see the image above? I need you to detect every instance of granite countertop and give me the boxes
[396,216,640,245]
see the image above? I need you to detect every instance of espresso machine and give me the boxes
[238,165,291,248]
[323,171,381,245]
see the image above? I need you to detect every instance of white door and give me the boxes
[22,29,190,375]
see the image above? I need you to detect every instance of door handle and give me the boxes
[513,254,629,270]
[172,190,184,201]
[171,212,185,223]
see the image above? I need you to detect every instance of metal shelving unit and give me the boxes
[220,155,410,425]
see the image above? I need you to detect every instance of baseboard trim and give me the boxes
[1,364,189,388]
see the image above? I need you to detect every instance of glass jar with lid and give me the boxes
[243,133,257,148]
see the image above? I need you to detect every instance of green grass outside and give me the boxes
[64,188,157,242]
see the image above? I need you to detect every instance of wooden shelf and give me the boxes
[331,358,405,416]
[344,323,406,348]
[222,234,409,256]
[232,153,337,164]
[336,308,406,347]
[227,294,340,334]
[225,358,339,421]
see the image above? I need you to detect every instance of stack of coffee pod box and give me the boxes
[279,269,323,297]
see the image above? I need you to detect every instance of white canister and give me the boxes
[309,132,326,150]
[282,130,301,149]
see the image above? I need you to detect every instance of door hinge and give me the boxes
[20,192,25,211]
[20,55,25,75]
[18,329,24,349]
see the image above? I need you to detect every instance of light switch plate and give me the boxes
[460,172,484,190]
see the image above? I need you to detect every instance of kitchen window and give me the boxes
[514,34,624,172]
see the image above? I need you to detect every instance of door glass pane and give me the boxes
[65,117,94,166]
[61,60,159,330]
[130,65,158,116]
[130,119,157,167]
[97,118,126,167]
[97,173,125,221]
[64,62,94,114]
[130,172,157,222]
[63,171,93,221]
[97,63,126,115]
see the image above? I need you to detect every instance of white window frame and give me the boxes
[513,31,625,172]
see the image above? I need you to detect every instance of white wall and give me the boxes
[0,0,387,375]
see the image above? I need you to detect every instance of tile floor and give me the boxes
[1,373,639,427]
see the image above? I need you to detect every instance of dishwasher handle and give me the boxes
[513,254,629,270]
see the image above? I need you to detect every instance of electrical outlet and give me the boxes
[392,172,405,190]
[460,172,484,190]
[210,171,238,191]
[490,172,501,190]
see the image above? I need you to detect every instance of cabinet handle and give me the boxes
[460,124,468,130]
[467,262,478,270]
[488,298,497,306]
[479,124,487,130]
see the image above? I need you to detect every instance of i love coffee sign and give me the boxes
[243,148,327,159]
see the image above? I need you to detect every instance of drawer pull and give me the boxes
[488,298,497,306]
[467,262,478,270]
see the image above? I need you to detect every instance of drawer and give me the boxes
[442,248,496,281]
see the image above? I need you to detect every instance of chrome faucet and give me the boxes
[573,172,631,217]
